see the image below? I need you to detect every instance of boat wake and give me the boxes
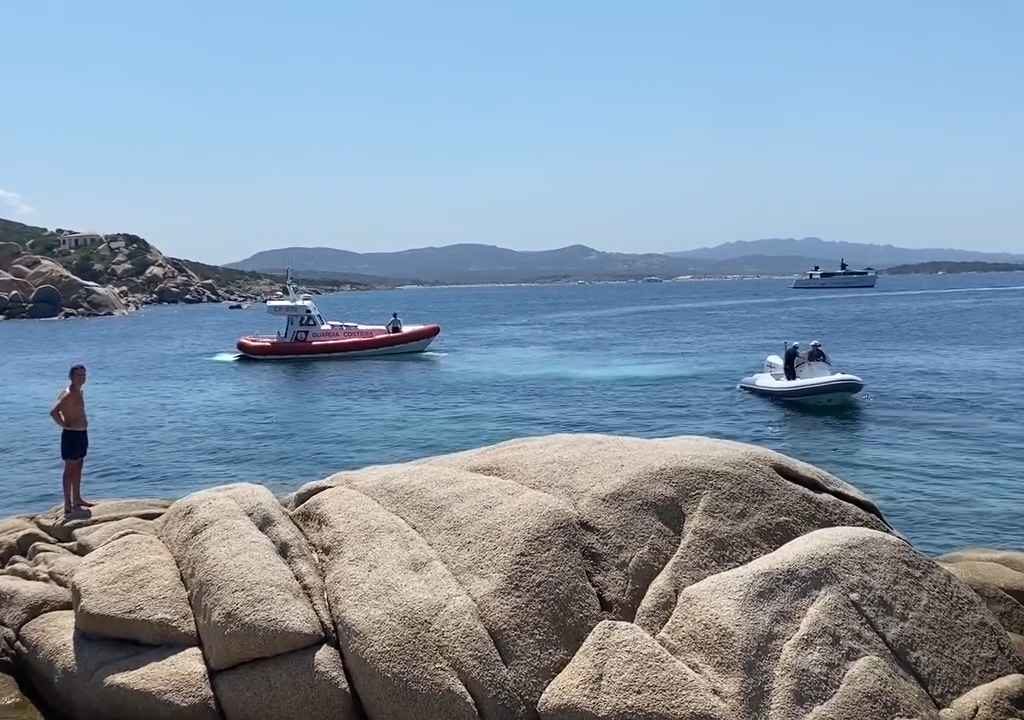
[210,352,241,363]
[458,355,695,382]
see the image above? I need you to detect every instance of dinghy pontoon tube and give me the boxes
[739,354,864,404]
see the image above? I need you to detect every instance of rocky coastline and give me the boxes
[0,434,1021,719]
[0,220,369,321]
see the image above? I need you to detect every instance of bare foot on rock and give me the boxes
[62,506,91,521]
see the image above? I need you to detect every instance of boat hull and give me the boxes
[792,276,877,288]
[237,324,440,359]
[739,373,864,404]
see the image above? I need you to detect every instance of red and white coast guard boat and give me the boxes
[236,273,440,360]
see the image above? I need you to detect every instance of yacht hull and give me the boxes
[792,276,877,288]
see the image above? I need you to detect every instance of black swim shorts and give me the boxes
[61,430,88,461]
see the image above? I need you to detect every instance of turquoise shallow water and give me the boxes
[2,273,1023,554]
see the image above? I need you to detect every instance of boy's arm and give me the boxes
[50,391,68,428]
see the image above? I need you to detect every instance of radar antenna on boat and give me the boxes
[284,267,298,301]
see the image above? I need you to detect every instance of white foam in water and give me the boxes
[211,352,240,362]
[566,362,697,381]
[454,347,694,381]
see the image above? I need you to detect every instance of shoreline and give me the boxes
[0,284,379,322]
[6,270,1024,318]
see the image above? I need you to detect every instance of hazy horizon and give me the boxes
[3,2,1022,264]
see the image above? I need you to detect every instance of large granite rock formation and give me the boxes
[0,671,44,719]
[0,270,34,298]
[0,217,365,320]
[0,241,24,270]
[80,234,226,305]
[0,254,128,319]
[937,548,1024,657]
[0,435,1021,720]
[0,232,235,320]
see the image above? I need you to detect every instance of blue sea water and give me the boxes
[2,273,1023,555]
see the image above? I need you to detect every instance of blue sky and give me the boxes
[2,1,1021,263]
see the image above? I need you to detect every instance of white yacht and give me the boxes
[792,259,877,288]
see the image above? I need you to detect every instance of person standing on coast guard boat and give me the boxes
[386,312,403,334]
[784,342,800,381]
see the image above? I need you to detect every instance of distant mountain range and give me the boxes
[670,237,1023,266]
[228,237,1024,285]
[227,244,699,284]
[883,260,1024,275]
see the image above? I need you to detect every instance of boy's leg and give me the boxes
[71,459,93,507]
[62,461,74,513]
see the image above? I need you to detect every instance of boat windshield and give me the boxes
[795,359,835,379]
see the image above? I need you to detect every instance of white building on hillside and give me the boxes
[59,232,104,251]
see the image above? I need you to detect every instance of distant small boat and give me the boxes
[227,303,246,310]
[739,353,864,404]
[792,259,877,289]
[642,276,664,283]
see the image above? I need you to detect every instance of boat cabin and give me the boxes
[805,268,872,279]
[264,272,381,343]
[802,258,875,279]
[267,296,328,342]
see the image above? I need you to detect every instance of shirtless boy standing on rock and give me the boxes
[50,364,94,515]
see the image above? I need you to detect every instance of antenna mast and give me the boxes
[285,267,297,300]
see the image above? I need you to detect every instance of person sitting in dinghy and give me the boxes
[784,342,800,381]
[806,340,830,364]
[386,312,403,334]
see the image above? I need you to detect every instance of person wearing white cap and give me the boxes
[807,340,830,364]
[783,341,800,380]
